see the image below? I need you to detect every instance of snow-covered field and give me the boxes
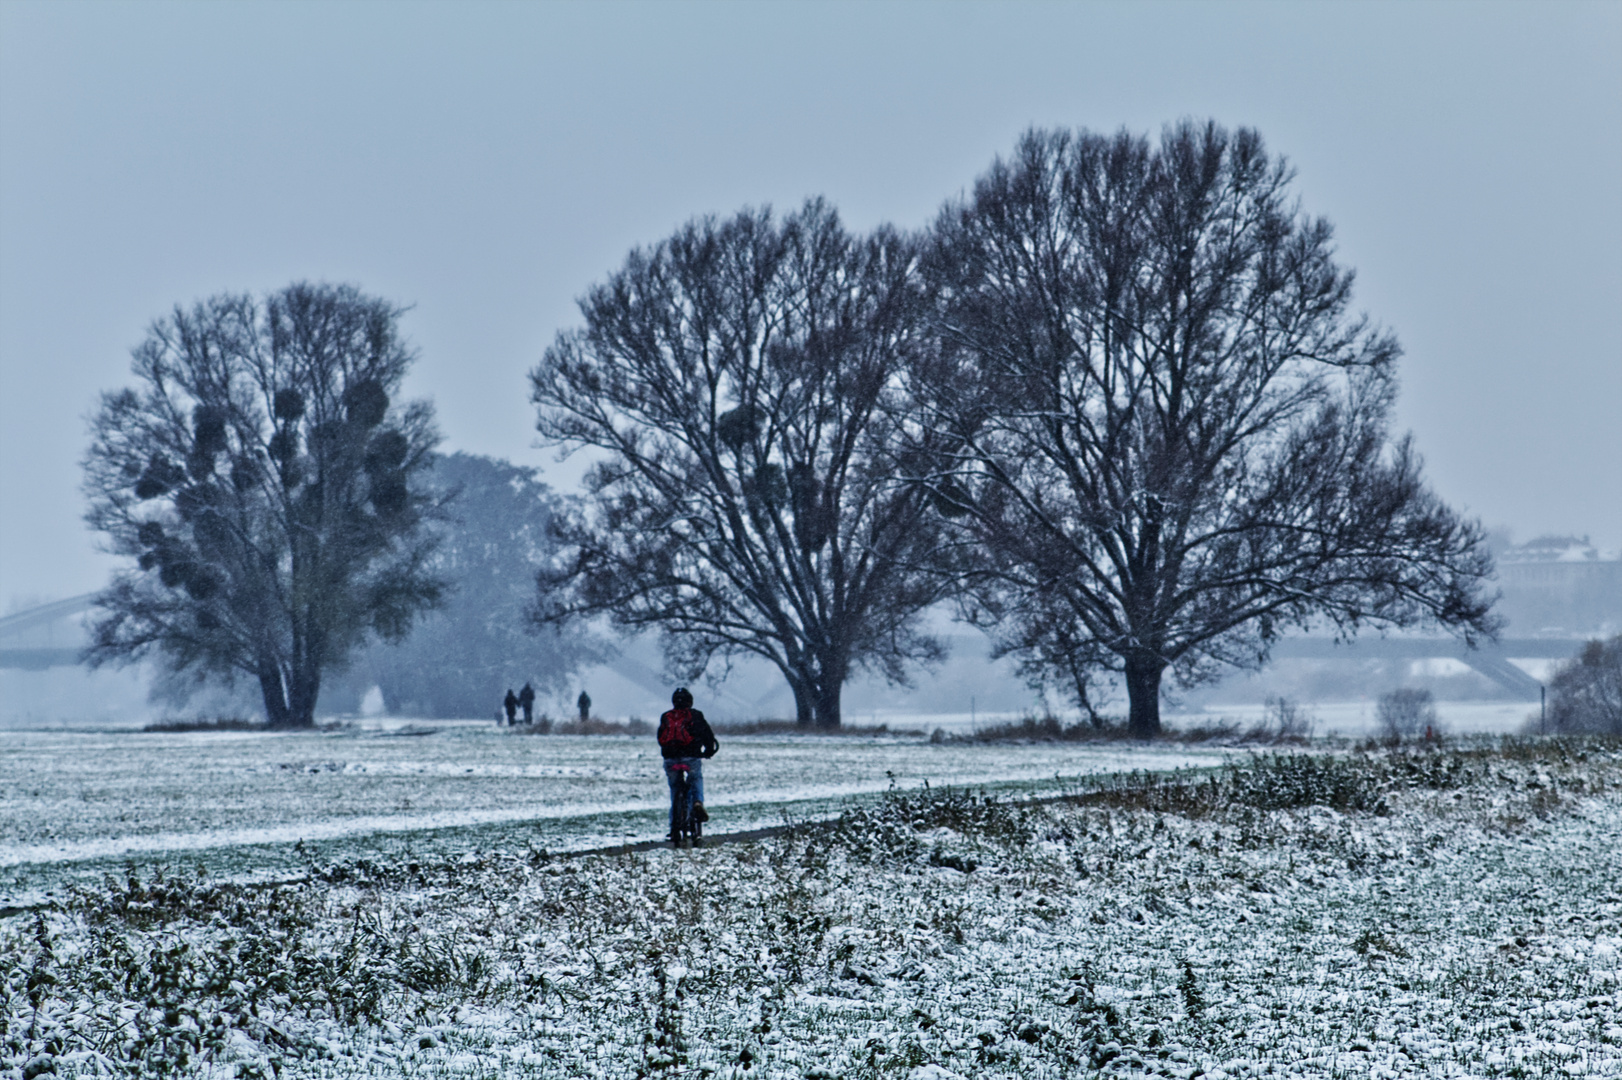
[0,724,1229,907]
[1165,701,1541,740]
[807,701,1540,739]
[3,735,1619,1078]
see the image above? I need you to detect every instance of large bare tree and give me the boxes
[918,123,1497,737]
[344,452,597,718]
[530,201,951,727]
[83,283,445,727]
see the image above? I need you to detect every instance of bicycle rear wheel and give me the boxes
[669,770,692,847]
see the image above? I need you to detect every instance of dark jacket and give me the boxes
[657,707,718,760]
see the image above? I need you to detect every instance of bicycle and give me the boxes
[667,762,703,848]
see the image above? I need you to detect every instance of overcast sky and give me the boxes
[2,0,1618,610]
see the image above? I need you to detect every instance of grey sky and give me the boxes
[2,0,1619,610]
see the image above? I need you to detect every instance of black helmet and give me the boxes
[672,687,693,709]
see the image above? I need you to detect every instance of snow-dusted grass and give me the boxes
[4,738,1620,1078]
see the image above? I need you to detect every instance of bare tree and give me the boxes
[1547,635,1622,734]
[530,201,951,727]
[343,452,598,718]
[916,123,1497,737]
[1377,687,1439,743]
[83,283,445,727]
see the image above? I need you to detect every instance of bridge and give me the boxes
[0,595,1590,701]
[1266,636,1582,700]
[0,593,97,670]
[0,593,778,716]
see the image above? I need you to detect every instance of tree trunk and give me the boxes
[1124,651,1164,740]
[287,665,320,728]
[813,678,842,730]
[258,660,291,728]
[284,611,320,727]
[788,676,814,727]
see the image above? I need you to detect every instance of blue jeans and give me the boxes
[663,757,704,830]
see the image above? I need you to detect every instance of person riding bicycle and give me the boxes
[657,687,718,845]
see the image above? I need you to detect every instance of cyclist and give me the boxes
[657,687,718,845]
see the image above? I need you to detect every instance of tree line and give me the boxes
[85,121,1497,735]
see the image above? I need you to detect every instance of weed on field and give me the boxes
[3,738,1621,1078]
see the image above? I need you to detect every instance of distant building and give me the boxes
[1496,536,1621,636]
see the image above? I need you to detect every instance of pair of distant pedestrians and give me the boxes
[501,683,535,725]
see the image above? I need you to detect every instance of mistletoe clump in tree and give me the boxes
[918,122,1497,737]
[531,200,954,728]
[83,282,446,727]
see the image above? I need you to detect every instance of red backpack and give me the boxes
[659,707,693,749]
